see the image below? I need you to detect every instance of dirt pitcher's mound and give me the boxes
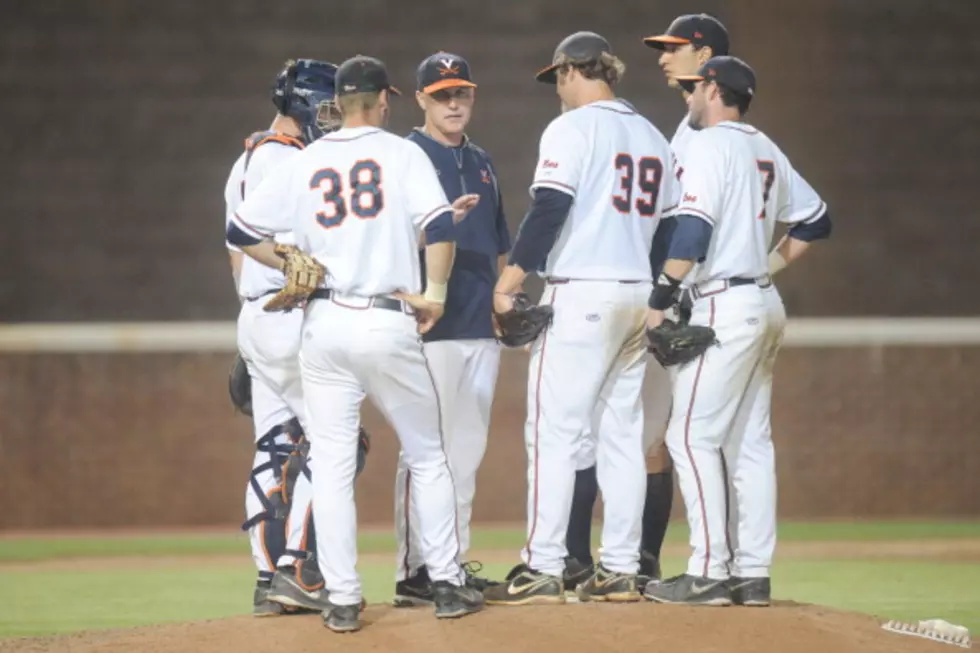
[3,603,966,653]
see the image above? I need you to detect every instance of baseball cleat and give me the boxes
[562,556,594,592]
[729,576,771,607]
[636,551,662,589]
[644,574,732,606]
[576,564,641,603]
[462,560,500,591]
[393,566,434,607]
[432,580,485,618]
[323,603,361,633]
[483,565,565,606]
[266,566,330,613]
[253,580,287,617]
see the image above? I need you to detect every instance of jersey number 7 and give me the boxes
[310,159,384,229]
[756,160,775,219]
[611,154,663,217]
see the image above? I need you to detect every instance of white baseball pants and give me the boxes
[666,282,786,580]
[394,339,500,578]
[238,301,313,573]
[522,279,650,577]
[301,296,465,607]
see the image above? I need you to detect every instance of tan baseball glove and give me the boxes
[263,244,326,312]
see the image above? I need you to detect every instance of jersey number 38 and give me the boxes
[611,154,663,217]
[310,159,384,229]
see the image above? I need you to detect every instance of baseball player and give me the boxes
[642,56,831,606]
[392,51,509,605]
[484,32,679,606]
[228,55,485,633]
[222,58,345,617]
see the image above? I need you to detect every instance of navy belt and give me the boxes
[691,275,772,300]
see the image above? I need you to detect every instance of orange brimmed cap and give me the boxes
[417,52,477,94]
[643,14,729,56]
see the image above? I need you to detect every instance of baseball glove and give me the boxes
[228,352,252,416]
[494,292,554,348]
[646,318,718,367]
[263,244,326,312]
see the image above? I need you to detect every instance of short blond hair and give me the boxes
[558,51,626,85]
[338,91,381,115]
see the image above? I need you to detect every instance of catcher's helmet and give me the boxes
[536,31,614,84]
[272,58,340,142]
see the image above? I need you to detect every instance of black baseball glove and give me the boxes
[228,352,253,416]
[646,318,718,367]
[494,292,554,348]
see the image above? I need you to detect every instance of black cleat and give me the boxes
[253,580,287,617]
[576,564,641,602]
[393,566,434,607]
[644,574,732,606]
[462,561,499,591]
[433,580,485,618]
[636,551,662,588]
[266,566,329,613]
[484,565,565,606]
[562,556,594,592]
[323,603,360,633]
[729,576,771,607]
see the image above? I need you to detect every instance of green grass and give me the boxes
[1,522,978,638]
[3,521,977,563]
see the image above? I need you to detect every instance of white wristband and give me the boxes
[768,250,788,276]
[423,280,447,304]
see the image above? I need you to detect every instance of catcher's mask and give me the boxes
[272,58,342,142]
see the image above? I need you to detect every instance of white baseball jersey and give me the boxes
[224,138,303,299]
[670,113,697,161]
[232,126,452,297]
[531,99,679,281]
[673,121,826,283]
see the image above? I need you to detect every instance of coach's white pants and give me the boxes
[238,301,313,572]
[301,298,465,606]
[666,283,785,580]
[394,339,500,579]
[522,280,650,577]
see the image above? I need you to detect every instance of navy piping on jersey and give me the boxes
[321,129,382,142]
[716,123,759,135]
[587,101,637,116]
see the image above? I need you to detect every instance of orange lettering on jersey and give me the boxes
[543,160,560,169]
[683,193,698,203]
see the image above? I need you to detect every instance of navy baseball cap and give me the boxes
[335,55,401,96]
[675,56,756,97]
[536,31,613,84]
[417,52,477,94]
[643,14,730,56]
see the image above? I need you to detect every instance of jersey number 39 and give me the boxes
[310,160,384,229]
[611,154,663,217]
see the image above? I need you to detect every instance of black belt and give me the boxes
[545,278,646,285]
[309,288,408,313]
[691,275,772,300]
[244,289,280,302]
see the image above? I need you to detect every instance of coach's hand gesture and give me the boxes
[393,292,445,334]
[451,193,480,223]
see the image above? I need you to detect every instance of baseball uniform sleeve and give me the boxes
[660,150,683,215]
[404,142,453,231]
[223,157,245,252]
[673,131,726,226]
[232,158,299,238]
[777,164,827,226]
[488,161,511,254]
[529,117,587,198]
